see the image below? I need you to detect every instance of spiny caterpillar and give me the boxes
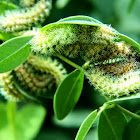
[30,24,119,62]
[0,71,25,101]
[88,58,140,97]
[0,54,67,101]
[87,41,140,97]
[20,0,35,7]
[0,0,52,33]
[29,16,140,98]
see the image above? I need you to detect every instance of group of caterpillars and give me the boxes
[30,23,140,98]
[0,0,140,101]
[0,0,52,33]
[0,0,68,101]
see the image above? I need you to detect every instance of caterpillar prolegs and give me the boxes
[29,16,140,98]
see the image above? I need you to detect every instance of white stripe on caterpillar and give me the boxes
[0,0,52,33]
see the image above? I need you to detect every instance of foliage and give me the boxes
[0,102,46,140]
[54,69,84,120]
[0,0,140,140]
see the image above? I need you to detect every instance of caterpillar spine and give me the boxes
[88,58,140,97]
[0,72,25,101]
[20,0,35,7]
[0,0,52,33]
[0,54,67,101]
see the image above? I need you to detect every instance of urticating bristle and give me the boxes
[14,54,67,97]
[88,58,140,97]
[30,24,118,59]
[0,0,52,33]
[0,72,25,101]
[20,0,35,7]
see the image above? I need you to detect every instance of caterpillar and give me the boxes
[0,71,25,101]
[20,0,35,7]
[0,54,67,101]
[0,0,52,33]
[86,41,140,98]
[30,24,117,60]
[29,16,140,98]
[88,58,140,97]
[30,24,136,63]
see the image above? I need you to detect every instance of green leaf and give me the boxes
[0,1,18,15]
[0,32,16,41]
[58,15,102,24]
[53,109,93,128]
[124,110,140,140]
[15,104,46,140]
[53,69,84,120]
[0,103,9,130]
[128,0,137,13]
[98,108,127,140]
[75,109,98,140]
[0,35,34,73]
[0,102,46,140]
[116,33,140,52]
[41,15,103,31]
[107,93,140,103]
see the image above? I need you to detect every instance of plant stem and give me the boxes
[56,53,86,74]
[116,104,140,120]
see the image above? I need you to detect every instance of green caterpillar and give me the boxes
[29,16,140,98]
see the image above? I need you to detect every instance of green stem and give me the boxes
[116,104,140,120]
[56,53,86,74]
[103,95,110,101]
[98,102,115,115]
